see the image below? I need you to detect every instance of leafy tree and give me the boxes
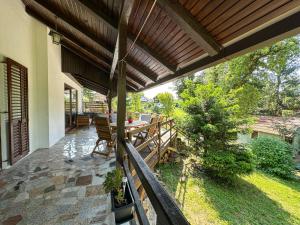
[127,92,142,113]
[174,74,198,99]
[179,82,255,180]
[156,92,174,117]
[229,84,261,117]
[112,97,118,112]
[112,92,144,113]
[258,37,300,115]
[202,36,300,116]
[82,88,94,102]
[171,36,300,181]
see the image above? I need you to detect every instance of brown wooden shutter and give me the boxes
[6,58,29,164]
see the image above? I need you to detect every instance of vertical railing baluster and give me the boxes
[170,119,172,143]
[158,121,161,165]
[127,132,133,172]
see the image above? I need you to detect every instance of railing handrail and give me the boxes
[123,161,150,225]
[127,118,174,136]
[123,140,190,225]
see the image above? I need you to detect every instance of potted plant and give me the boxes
[104,168,134,223]
[127,115,133,124]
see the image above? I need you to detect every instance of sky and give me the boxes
[142,81,177,99]
[142,71,203,99]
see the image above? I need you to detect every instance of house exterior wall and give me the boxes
[237,133,252,144]
[47,33,82,146]
[0,0,48,152]
[0,0,83,167]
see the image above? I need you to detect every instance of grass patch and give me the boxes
[158,161,300,225]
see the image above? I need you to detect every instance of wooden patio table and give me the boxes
[110,120,148,131]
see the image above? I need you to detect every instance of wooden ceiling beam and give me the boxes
[26,4,140,92]
[25,6,111,68]
[28,1,159,83]
[127,34,176,73]
[127,61,157,82]
[62,39,110,73]
[114,69,146,88]
[77,0,176,74]
[110,36,119,80]
[126,80,139,91]
[63,41,146,88]
[77,0,119,29]
[110,44,156,84]
[73,76,108,95]
[33,0,113,57]
[127,73,146,87]
[141,11,300,90]
[74,73,136,93]
[157,0,221,56]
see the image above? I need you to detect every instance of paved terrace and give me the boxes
[0,128,115,225]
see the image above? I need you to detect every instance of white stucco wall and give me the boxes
[47,33,82,146]
[0,0,49,151]
[0,0,83,165]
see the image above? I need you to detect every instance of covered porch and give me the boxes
[0,0,300,225]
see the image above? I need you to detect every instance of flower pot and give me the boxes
[128,118,133,123]
[111,182,134,223]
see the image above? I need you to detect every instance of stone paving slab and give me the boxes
[0,127,116,225]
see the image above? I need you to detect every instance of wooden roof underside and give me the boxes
[22,0,300,95]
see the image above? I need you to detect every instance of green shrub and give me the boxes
[251,136,295,178]
[172,108,188,128]
[282,110,295,117]
[177,82,255,181]
[202,145,255,180]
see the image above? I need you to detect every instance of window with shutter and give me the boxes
[6,58,29,165]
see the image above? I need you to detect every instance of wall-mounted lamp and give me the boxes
[48,16,63,45]
[48,30,62,45]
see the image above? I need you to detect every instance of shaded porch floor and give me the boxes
[0,127,115,225]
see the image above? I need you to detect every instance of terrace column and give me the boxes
[107,90,112,115]
[116,57,127,163]
[116,0,133,163]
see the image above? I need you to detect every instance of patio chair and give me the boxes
[76,114,90,128]
[110,113,117,123]
[133,116,159,150]
[140,114,152,123]
[91,116,116,158]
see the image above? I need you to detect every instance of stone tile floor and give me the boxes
[0,127,116,225]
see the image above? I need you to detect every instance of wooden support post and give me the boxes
[116,59,127,164]
[116,0,134,164]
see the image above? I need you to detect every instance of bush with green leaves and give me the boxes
[177,82,255,181]
[251,136,295,178]
[202,145,255,180]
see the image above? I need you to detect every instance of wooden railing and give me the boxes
[127,119,177,167]
[122,119,190,225]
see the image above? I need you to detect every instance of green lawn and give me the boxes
[158,160,300,225]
